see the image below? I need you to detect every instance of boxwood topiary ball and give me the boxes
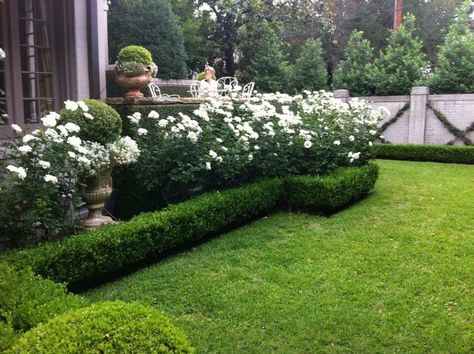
[117,45,153,65]
[60,99,122,145]
[10,301,195,353]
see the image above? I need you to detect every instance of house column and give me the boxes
[88,0,109,99]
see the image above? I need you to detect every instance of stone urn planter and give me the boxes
[115,70,152,98]
[82,168,115,230]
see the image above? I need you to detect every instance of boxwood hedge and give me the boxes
[0,263,87,333]
[1,163,378,353]
[10,301,194,354]
[374,144,474,164]
[3,163,378,291]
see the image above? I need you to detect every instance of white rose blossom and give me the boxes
[64,100,79,111]
[38,160,51,169]
[148,110,159,119]
[18,145,32,154]
[128,112,142,125]
[41,113,59,127]
[137,128,148,136]
[7,165,27,180]
[77,101,89,112]
[44,174,58,184]
[11,124,22,133]
[84,112,94,120]
[67,136,82,148]
[22,134,38,144]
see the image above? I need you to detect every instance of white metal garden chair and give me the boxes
[240,82,255,99]
[148,83,180,99]
[189,81,200,97]
[216,76,239,96]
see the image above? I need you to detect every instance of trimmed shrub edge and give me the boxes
[3,164,378,290]
[374,144,474,164]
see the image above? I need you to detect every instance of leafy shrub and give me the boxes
[60,99,122,145]
[285,163,379,212]
[374,144,474,164]
[0,118,83,246]
[109,0,187,79]
[290,38,327,93]
[242,25,290,93]
[0,263,87,333]
[117,92,386,218]
[110,104,200,219]
[9,301,194,354]
[2,165,377,290]
[429,1,474,94]
[117,45,153,65]
[333,30,376,96]
[0,321,18,352]
[0,101,140,248]
[370,14,428,95]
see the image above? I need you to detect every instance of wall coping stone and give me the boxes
[105,97,206,106]
[411,86,430,95]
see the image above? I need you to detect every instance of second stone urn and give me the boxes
[82,168,115,230]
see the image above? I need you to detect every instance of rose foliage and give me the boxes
[0,101,140,247]
[123,91,388,214]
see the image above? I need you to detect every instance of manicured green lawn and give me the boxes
[84,160,474,353]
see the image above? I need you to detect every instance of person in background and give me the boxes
[198,66,218,97]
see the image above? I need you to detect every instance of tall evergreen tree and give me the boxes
[429,0,474,93]
[243,25,291,93]
[370,14,428,95]
[332,30,375,96]
[291,39,327,92]
[109,0,187,79]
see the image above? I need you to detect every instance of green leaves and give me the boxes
[2,165,377,290]
[333,30,376,96]
[429,0,474,93]
[371,14,429,95]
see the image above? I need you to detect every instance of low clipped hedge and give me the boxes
[285,163,379,212]
[0,321,18,352]
[0,263,87,333]
[4,164,378,290]
[374,144,474,164]
[10,301,194,354]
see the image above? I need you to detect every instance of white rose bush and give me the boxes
[0,100,140,246]
[125,90,388,212]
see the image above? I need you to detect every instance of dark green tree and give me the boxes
[243,25,291,93]
[429,0,474,93]
[169,0,220,75]
[291,38,327,92]
[370,14,428,95]
[109,0,187,79]
[332,30,376,96]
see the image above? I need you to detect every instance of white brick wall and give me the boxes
[338,88,474,145]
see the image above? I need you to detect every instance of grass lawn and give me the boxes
[84,160,474,353]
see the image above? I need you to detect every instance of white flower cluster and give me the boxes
[130,90,389,175]
[108,136,141,166]
[5,100,140,182]
[74,140,111,177]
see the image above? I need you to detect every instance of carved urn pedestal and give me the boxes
[82,169,115,230]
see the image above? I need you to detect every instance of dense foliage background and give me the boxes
[109,0,473,94]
